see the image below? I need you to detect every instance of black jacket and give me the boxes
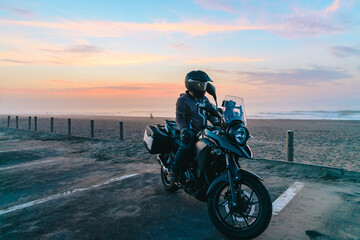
[176,91,218,132]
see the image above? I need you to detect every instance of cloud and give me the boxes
[1,58,31,64]
[185,56,264,64]
[323,0,341,14]
[67,43,102,53]
[270,0,344,37]
[0,19,266,36]
[209,66,351,85]
[170,43,191,50]
[47,80,105,87]
[193,0,235,13]
[329,45,360,58]
[0,1,348,40]
[40,41,103,54]
[271,15,340,37]
[0,37,170,66]
[0,6,36,18]
[0,53,169,66]
[0,17,343,39]
[0,82,183,96]
[192,0,344,37]
[62,85,144,92]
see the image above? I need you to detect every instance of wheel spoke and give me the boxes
[230,212,236,227]
[240,212,250,227]
[246,214,259,219]
[249,190,254,200]
[223,210,232,221]
[218,200,228,206]
[248,201,259,205]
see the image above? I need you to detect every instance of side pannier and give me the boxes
[143,125,172,154]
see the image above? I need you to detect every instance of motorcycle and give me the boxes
[143,83,272,239]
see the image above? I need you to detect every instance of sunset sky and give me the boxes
[0,0,359,117]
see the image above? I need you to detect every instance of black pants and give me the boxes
[171,130,198,174]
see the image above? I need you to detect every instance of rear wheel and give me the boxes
[207,176,272,239]
[160,168,178,192]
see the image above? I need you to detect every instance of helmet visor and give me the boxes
[188,79,207,92]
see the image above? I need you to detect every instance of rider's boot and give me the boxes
[168,165,179,183]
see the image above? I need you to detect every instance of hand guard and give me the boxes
[180,128,192,144]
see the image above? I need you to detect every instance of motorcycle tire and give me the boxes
[160,168,178,192]
[207,176,272,239]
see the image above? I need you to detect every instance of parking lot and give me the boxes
[1,128,359,240]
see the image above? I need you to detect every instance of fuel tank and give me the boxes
[195,138,214,172]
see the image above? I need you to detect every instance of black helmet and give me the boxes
[185,70,213,97]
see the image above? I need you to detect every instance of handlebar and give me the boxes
[196,102,222,119]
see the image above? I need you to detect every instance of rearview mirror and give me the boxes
[206,83,217,105]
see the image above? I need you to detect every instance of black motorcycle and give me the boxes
[143,83,272,239]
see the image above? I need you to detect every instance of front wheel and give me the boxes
[160,168,178,192]
[207,176,272,239]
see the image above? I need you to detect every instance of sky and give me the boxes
[0,0,359,117]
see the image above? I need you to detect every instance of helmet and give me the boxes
[185,70,213,97]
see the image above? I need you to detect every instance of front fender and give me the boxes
[206,169,263,197]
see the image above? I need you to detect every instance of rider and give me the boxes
[169,70,219,182]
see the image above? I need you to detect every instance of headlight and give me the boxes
[227,124,249,145]
[235,127,247,144]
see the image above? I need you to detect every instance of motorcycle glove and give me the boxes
[180,128,192,144]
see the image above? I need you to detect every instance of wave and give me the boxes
[248,110,360,120]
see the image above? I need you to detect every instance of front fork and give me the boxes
[225,153,240,206]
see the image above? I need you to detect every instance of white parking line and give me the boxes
[0,147,42,153]
[272,181,305,215]
[0,173,138,216]
[0,159,57,171]
[0,149,17,153]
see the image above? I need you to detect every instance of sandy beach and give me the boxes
[1,115,359,172]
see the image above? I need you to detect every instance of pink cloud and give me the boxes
[170,43,191,50]
[323,0,341,13]
[0,82,183,96]
[0,19,266,36]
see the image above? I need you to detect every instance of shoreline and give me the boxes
[1,114,360,121]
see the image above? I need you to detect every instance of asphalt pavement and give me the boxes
[1,128,359,240]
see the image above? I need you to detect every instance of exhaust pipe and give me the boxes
[157,154,169,174]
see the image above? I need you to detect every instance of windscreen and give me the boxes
[222,95,247,126]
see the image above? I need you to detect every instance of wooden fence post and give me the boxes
[68,119,71,136]
[34,116,38,131]
[90,120,94,138]
[50,117,54,132]
[16,116,19,129]
[28,116,31,130]
[119,122,123,140]
[286,130,294,162]
[7,116,10,128]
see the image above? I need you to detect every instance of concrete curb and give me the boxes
[252,158,360,179]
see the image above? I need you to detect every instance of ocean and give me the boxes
[248,110,360,120]
[1,110,360,121]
